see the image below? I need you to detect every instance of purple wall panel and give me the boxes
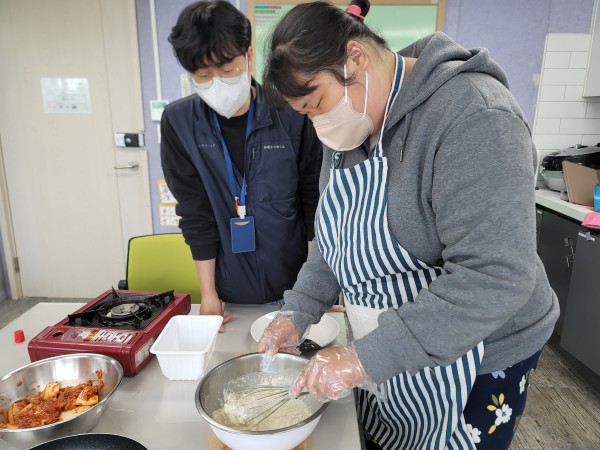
[136,0,193,233]
[443,0,460,40]
[447,0,551,126]
[155,1,187,104]
[135,0,158,231]
[445,0,594,127]
[549,0,595,32]
[137,0,596,233]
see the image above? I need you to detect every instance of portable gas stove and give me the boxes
[28,289,191,376]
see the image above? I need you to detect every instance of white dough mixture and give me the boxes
[212,373,313,432]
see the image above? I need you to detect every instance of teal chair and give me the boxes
[118,233,201,304]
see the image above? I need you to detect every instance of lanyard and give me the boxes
[212,94,254,218]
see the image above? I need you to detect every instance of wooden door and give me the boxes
[0,0,152,298]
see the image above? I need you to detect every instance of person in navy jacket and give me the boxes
[161,0,322,331]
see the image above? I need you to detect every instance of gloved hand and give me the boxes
[257,314,303,356]
[291,345,369,401]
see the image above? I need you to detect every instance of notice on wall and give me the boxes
[41,78,91,113]
[159,204,180,227]
[150,100,169,122]
[252,4,437,83]
[158,179,177,203]
[157,179,180,227]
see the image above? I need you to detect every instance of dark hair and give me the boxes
[169,0,251,72]
[263,0,388,107]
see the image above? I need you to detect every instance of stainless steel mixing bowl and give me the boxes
[195,353,329,450]
[0,353,123,449]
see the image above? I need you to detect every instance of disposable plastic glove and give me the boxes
[257,313,303,356]
[291,345,369,401]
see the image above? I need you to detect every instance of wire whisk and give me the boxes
[223,384,309,425]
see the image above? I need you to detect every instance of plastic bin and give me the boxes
[150,315,223,380]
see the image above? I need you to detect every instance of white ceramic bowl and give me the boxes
[195,353,328,450]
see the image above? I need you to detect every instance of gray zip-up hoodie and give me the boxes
[281,32,559,383]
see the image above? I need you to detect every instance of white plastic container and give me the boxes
[150,315,223,380]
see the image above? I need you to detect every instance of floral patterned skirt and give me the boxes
[462,350,542,449]
[363,349,542,450]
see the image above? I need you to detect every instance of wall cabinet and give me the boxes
[583,0,600,96]
[536,207,580,335]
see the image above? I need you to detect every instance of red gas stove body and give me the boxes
[28,289,191,376]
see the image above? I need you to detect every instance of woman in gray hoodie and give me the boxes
[257,1,558,449]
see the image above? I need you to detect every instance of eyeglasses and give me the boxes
[189,58,246,90]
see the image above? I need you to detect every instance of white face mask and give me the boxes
[194,56,251,119]
[311,65,373,151]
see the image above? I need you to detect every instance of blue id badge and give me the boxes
[230,216,256,253]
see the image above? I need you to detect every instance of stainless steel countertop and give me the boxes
[0,303,362,450]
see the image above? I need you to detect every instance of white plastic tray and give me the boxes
[150,315,223,381]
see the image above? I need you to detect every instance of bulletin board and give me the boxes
[248,0,446,83]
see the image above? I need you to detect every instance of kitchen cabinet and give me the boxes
[583,0,600,96]
[560,230,600,376]
[535,207,544,246]
[536,207,580,335]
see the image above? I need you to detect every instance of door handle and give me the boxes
[564,237,575,268]
[114,161,139,171]
[565,254,575,269]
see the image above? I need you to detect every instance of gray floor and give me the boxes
[0,297,87,327]
[1,298,599,449]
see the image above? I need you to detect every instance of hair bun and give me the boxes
[349,0,370,17]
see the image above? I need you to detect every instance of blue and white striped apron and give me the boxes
[315,54,485,450]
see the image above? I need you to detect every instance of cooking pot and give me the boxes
[540,144,600,192]
[27,433,148,449]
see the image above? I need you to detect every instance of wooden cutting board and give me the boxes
[207,430,311,449]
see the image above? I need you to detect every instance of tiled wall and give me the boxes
[533,33,600,184]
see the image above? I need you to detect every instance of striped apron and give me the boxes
[315,54,485,450]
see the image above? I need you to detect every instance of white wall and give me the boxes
[533,33,600,185]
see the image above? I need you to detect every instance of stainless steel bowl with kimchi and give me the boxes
[0,353,123,449]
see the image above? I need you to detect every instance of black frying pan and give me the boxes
[28,433,148,450]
